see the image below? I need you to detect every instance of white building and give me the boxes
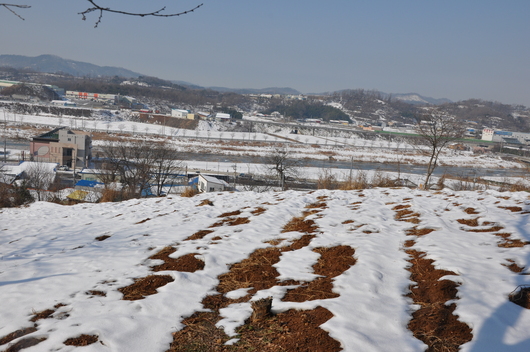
[215,113,231,120]
[197,174,229,193]
[171,109,189,118]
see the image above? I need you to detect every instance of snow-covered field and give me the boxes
[1,188,530,351]
[0,109,524,174]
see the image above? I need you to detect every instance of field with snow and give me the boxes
[1,188,530,351]
[0,109,522,167]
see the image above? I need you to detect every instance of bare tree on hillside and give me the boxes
[100,140,182,198]
[415,112,464,189]
[264,146,301,190]
[2,1,203,27]
[150,142,184,197]
[25,162,55,201]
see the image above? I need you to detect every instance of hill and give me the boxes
[0,54,142,78]
[1,188,530,351]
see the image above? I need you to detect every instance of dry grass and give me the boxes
[185,230,214,241]
[499,206,523,212]
[99,188,128,203]
[503,259,525,273]
[464,207,480,214]
[282,217,318,233]
[406,227,436,237]
[118,275,174,301]
[181,187,199,198]
[197,199,213,206]
[251,207,266,215]
[63,334,99,346]
[0,327,37,346]
[457,218,480,227]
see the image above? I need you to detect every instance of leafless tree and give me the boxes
[415,112,464,189]
[149,142,184,197]
[24,162,55,201]
[100,139,183,198]
[264,146,301,190]
[2,1,203,27]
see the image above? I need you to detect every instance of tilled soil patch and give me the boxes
[283,246,356,302]
[185,229,214,241]
[150,247,204,272]
[216,247,284,295]
[118,275,174,300]
[3,337,47,352]
[168,306,341,352]
[399,205,472,351]
[499,206,523,212]
[167,206,345,351]
[495,233,530,248]
[0,327,37,346]
[406,248,472,352]
[282,217,318,233]
[503,259,525,273]
[210,216,250,228]
[30,309,55,322]
[63,334,99,346]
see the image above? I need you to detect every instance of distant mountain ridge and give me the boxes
[207,86,301,95]
[0,54,142,78]
[1,54,452,104]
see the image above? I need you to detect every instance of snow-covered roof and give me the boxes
[215,113,231,119]
[199,174,229,187]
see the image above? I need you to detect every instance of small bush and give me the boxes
[100,188,129,203]
[317,169,339,190]
[341,170,369,190]
[181,187,198,198]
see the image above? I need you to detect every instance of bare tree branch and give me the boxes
[0,3,31,20]
[79,0,204,27]
[415,111,465,189]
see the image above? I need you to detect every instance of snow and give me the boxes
[1,188,530,351]
[0,109,525,173]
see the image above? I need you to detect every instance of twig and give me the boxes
[79,0,203,27]
[0,3,31,20]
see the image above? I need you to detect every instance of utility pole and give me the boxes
[3,109,7,163]
[232,164,237,190]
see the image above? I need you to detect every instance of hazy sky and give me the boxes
[1,0,529,106]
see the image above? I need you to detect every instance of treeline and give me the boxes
[0,102,92,118]
[264,99,350,121]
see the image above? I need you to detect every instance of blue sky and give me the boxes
[1,0,529,106]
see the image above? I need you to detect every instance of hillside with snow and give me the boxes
[1,188,530,351]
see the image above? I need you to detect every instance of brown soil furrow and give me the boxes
[167,307,341,352]
[283,245,355,302]
[30,309,54,322]
[3,337,47,352]
[282,217,318,233]
[216,247,283,295]
[118,275,174,301]
[185,229,214,241]
[503,259,525,273]
[63,334,99,346]
[150,247,204,272]
[209,217,250,228]
[166,205,345,351]
[396,203,472,352]
[0,327,37,346]
[499,206,522,212]
[251,207,266,216]
[406,248,472,351]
